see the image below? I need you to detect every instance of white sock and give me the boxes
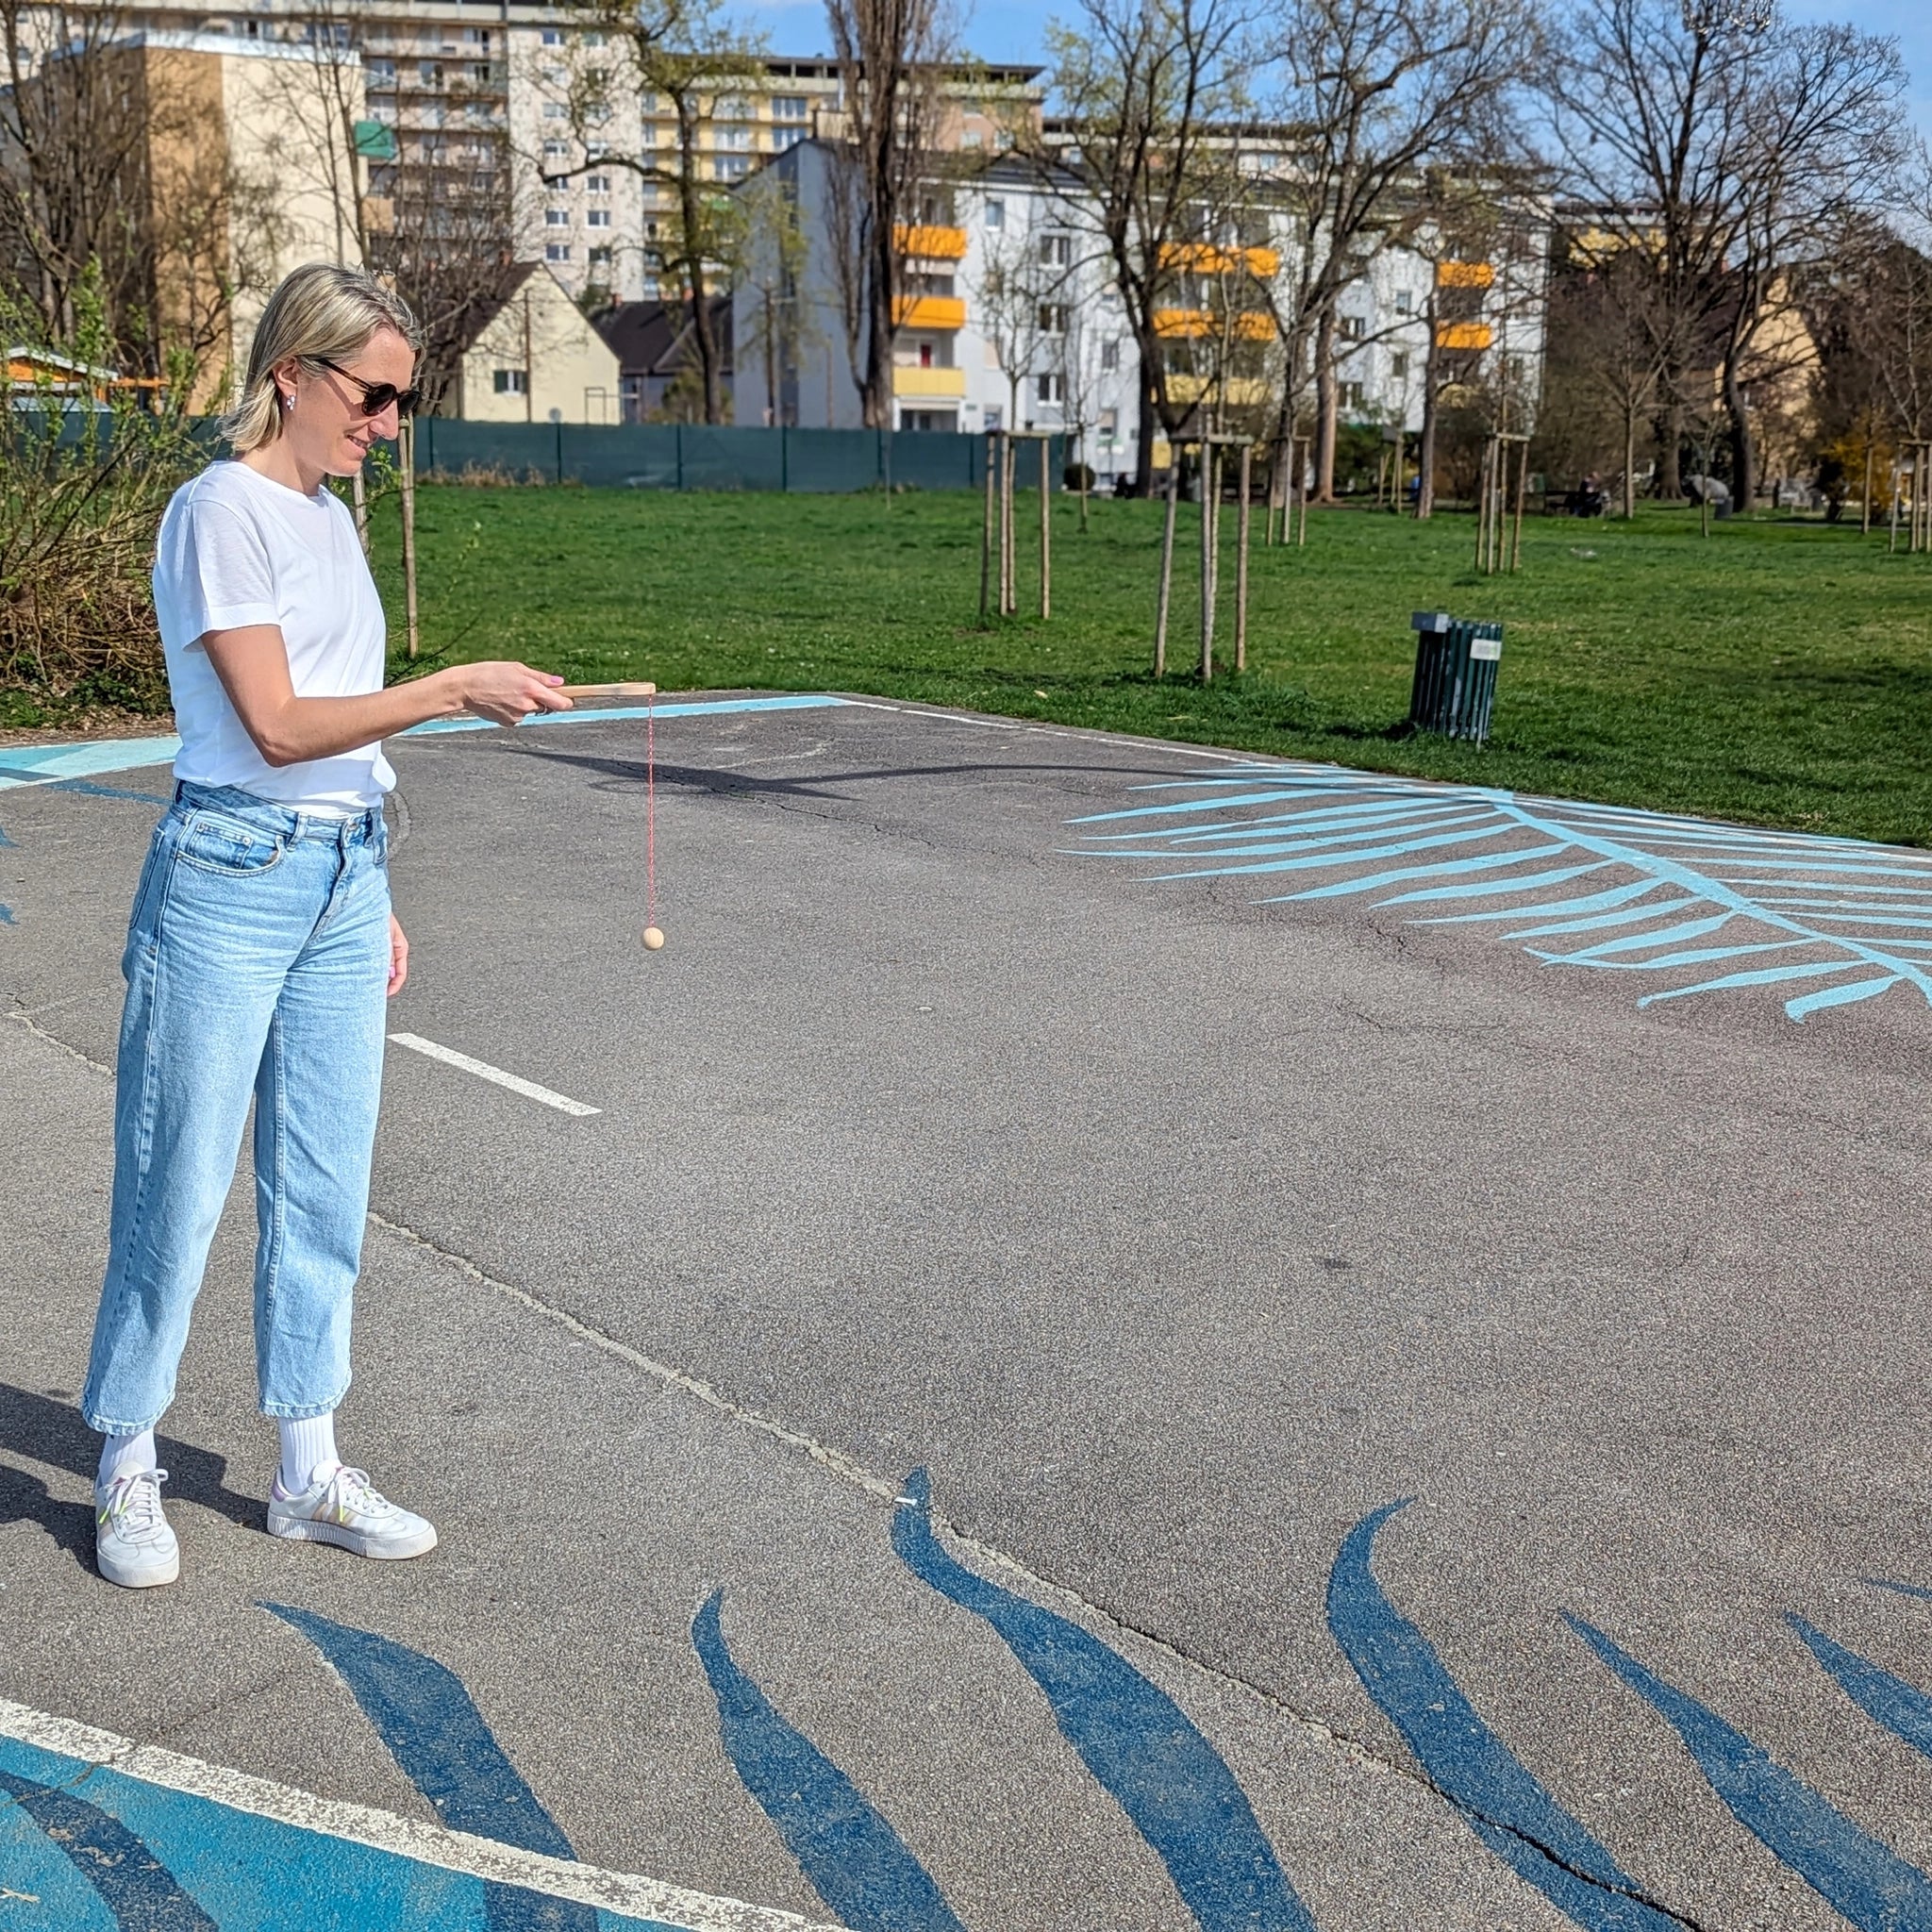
[97,1427,156,1491]
[277,1413,339,1495]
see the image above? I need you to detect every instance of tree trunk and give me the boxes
[861,184,898,429]
[1656,397,1683,500]
[678,155,723,425]
[1313,305,1338,503]
[1132,336,1159,497]
[1416,297,1439,520]
[1623,407,1637,519]
[1723,356,1756,510]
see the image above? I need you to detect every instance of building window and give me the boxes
[1099,407,1118,443]
[984,199,1004,229]
[1338,314,1365,340]
[545,242,571,261]
[1101,339,1120,371]
[716,95,753,119]
[493,368,526,393]
[1037,303,1067,335]
[774,93,808,121]
[1037,373,1065,404]
[588,208,610,227]
[543,140,569,161]
[640,93,658,116]
[541,62,566,84]
[463,26,490,46]
[541,26,562,43]
[369,57,394,81]
[1394,289,1413,314]
[1391,352,1409,379]
[542,102,566,121]
[418,60,441,85]
[590,245,613,265]
[773,126,806,151]
[713,155,750,181]
[1038,233,1072,267]
[1341,380,1365,409]
[716,125,752,150]
[545,208,570,225]
[587,173,610,192]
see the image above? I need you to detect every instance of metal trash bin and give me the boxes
[1408,611,1504,744]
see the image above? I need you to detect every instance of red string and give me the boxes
[645,688,657,927]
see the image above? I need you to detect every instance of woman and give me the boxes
[83,263,570,1589]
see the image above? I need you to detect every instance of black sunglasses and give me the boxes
[313,357,423,418]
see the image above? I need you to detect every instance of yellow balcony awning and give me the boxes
[892,365,966,398]
[1437,259,1495,289]
[1165,375,1272,408]
[1153,308,1277,341]
[1436,321,1493,351]
[892,294,966,330]
[1160,242,1279,279]
[894,224,968,260]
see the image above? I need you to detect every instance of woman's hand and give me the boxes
[388,915,409,997]
[448,662,572,727]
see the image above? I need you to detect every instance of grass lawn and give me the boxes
[363,483,1932,845]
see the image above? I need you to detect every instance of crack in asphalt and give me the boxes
[365,1204,1707,1932]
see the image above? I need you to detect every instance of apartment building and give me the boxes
[734,142,1547,484]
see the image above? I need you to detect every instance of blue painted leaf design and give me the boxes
[1567,1615,1932,1929]
[1326,1502,1678,1929]
[691,1590,967,1932]
[1071,766,1932,1021]
[892,1469,1313,1932]
[1790,1616,1932,1765]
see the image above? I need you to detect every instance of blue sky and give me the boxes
[729,0,1931,142]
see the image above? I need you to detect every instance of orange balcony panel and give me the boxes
[1159,242,1279,278]
[892,294,966,329]
[1153,308,1276,340]
[894,223,968,260]
[1436,321,1493,351]
[1437,259,1495,289]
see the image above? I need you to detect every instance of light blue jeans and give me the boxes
[82,781,391,1434]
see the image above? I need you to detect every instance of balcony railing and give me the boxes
[1159,242,1279,279]
[1435,321,1493,350]
[1152,308,1276,341]
[1437,260,1494,289]
[891,294,966,329]
[892,366,966,398]
[893,223,967,260]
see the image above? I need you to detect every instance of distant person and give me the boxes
[83,263,570,1590]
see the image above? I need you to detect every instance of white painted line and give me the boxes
[0,1699,841,1932]
[388,1033,600,1117]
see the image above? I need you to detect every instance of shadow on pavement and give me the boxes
[0,1384,262,1559]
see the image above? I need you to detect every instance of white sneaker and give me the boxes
[95,1469,180,1589]
[267,1463,438,1560]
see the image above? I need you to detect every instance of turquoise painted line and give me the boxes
[1567,1616,1932,1929]
[1327,1503,1677,1931]
[0,1734,682,1932]
[402,694,853,736]
[892,1470,1314,1932]
[0,736,180,789]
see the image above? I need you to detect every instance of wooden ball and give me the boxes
[641,925,665,951]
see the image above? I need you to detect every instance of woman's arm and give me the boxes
[201,624,570,767]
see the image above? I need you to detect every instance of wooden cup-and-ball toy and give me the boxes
[551,686,666,956]
[642,926,665,950]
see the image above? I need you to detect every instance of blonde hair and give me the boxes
[221,263,423,453]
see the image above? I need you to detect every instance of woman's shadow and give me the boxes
[0,1384,262,1570]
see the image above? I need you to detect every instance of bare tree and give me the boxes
[970,217,1047,428]
[824,0,952,427]
[1045,0,1245,494]
[1547,0,1906,507]
[540,0,763,424]
[1256,0,1537,501]
[735,163,815,425]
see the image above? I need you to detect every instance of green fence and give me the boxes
[411,419,1065,493]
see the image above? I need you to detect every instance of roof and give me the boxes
[450,261,544,352]
[589,297,733,378]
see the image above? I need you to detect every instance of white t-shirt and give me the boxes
[154,459,394,812]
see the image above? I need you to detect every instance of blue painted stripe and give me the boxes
[892,1469,1313,1932]
[1566,1615,1932,1929]
[402,694,851,736]
[1868,1579,1932,1603]
[260,1603,594,1932]
[691,1590,965,1932]
[1326,1503,1676,1931]
[1790,1616,1932,1764]
[0,1766,218,1929]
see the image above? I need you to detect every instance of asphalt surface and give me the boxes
[5,693,1932,1931]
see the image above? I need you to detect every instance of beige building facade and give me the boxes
[450,260,620,424]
